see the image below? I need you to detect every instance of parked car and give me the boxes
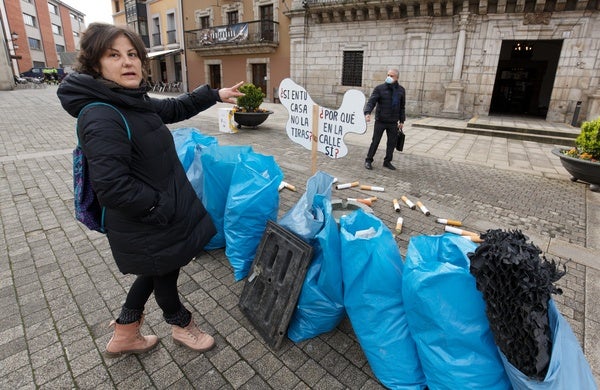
[20,67,65,82]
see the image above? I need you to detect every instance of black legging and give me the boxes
[121,268,190,326]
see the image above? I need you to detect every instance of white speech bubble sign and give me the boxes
[278,78,366,159]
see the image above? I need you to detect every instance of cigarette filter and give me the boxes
[367,196,378,202]
[401,195,416,209]
[393,198,401,212]
[416,201,431,216]
[360,185,384,192]
[436,218,462,226]
[395,217,403,233]
[336,181,359,190]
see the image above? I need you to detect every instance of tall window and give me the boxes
[56,44,65,52]
[23,13,37,27]
[152,17,161,46]
[48,3,58,14]
[200,16,210,29]
[260,5,274,41]
[227,11,239,25]
[167,13,176,44]
[342,51,363,87]
[52,24,62,35]
[29,37,42,50]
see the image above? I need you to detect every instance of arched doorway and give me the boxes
[489,40,563,118]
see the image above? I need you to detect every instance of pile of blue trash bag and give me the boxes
[277,171,596,390]
[172,128,282,281]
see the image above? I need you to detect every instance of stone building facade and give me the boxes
[286,0,600,124]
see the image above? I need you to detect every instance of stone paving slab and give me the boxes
[0,87,598,388]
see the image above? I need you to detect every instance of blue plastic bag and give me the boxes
[172,128,217,171]
[172,128,218,201]
[285,194,345,342]
[278,171,335,241]
[402,233,512,390]
[340,209,426,390]
[224,152,283,280]
[201,144,253,250]
[500,299,597,390]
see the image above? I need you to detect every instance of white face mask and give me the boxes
[385,76,394,84]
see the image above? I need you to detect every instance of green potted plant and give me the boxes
[552,116,600,191]
[232,83,273,129]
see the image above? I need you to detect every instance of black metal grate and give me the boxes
[238,221,313,350]
[342,51,363,87]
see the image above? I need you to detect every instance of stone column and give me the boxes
[443,12,470,117]
[586,92,600,121]
[289,10,308,85]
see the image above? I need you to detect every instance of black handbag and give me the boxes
[396,129,405,151]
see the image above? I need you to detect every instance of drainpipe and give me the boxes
[179,0,188,92]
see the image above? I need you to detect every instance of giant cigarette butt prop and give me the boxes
[360,185,384,192]
[401,195,416,209]
[336,181,359,190]
[444,225,483,242]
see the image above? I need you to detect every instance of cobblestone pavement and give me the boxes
[1,87,598,388]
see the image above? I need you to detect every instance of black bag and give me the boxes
[396,130,405,152]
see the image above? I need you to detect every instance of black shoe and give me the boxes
[383,161,396,170]
[364,161,372,170]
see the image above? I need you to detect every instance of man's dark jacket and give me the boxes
[364,82,406,124]
[57,72,217,275]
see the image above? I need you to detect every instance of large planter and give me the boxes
[234,110,273,129]
[552,148,600,192]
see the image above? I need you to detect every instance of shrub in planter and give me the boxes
[553,116,600,191]
[233,83,268,113]
[232,83,273,129]
[562,117,600,161]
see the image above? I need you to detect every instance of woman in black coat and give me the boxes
[57,23,243,357]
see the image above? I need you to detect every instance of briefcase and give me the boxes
[396,130,405,152]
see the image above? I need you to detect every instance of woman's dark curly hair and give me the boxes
[75,23,148,79]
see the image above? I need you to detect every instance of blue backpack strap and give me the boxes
[76,102,131,143]
[76,102,131,233]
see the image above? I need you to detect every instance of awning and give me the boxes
[147,49,182,59]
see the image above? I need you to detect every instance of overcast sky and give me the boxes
[61,0,113,25]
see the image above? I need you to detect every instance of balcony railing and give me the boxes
[185,20,279,55]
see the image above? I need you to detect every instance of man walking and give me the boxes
[364,69,406,170]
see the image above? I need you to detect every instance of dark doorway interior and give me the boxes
[160,61,167,83]
[489,40,563,118]
[209,64,221,89]
[252,63,267,96]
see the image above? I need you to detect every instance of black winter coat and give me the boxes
[364,82,406,124]
[57,73,217,275]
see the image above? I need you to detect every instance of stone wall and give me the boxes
[288,6,600,123]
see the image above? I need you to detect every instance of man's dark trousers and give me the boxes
[366,120,398,164]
